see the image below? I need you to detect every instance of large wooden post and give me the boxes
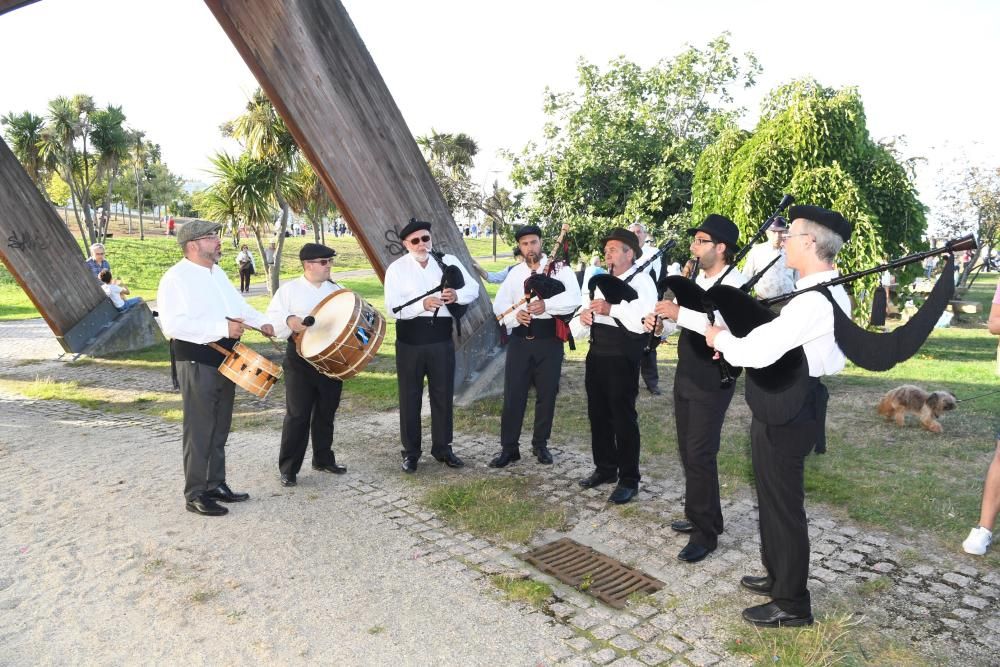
[204,0,501,398]
[0,137,123,353]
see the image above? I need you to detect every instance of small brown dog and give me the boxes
[877,385,957,433]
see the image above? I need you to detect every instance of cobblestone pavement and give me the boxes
[1,319,998,665]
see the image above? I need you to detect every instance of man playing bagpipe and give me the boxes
[572,228,657,504]
[490,224,581,468]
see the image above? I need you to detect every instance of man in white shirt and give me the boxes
[489,225,581,468]
[573,228,656,504]
[741,216,794,299]
[157,220,275,517]
[646,214,746,565]
[265,243,347,488]
[630,221,663,395]
[706,205,853,628]
[384,219,480,473]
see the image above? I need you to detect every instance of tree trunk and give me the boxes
[269,204,291,295]
[69,191,87,257]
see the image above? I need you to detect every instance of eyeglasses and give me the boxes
[780,232,813,241]
[407,235,431,245]
[305,258,335,266]
[691,237,715,246]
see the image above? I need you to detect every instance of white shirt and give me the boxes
[493,256,582,333]
[571,263,657,338]
[712,269,851,377]
[102,283,125,308]
[265,276,342,340]
[742,242,794,299]
[157,258,269,344]
[663,265,748,338]
[384,252,480,320]
[236,250,256,271]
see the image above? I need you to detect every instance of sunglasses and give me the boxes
[306,258,335,266]
[407,235,431,245]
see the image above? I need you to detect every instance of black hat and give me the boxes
[299,243,337,261]
[514,224,542,241]
[399,217,432,240]
[788,205,852,241]
[600,227,642,258]
[687,214,739,249]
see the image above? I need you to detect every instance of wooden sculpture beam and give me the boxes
[204,0,501,397]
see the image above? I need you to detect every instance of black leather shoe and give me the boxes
[434,452,465,468]
[670,519,694,533]
[608,485,637,504]
[312,462,347,474]
[647,385,662,396]
[206,482,250,503]
[280,473,297,487]
[185,494,228,516]
[401,457,418,473]
[740,575,773,596]
[677,542,714,563]
[533,446,553,465]
[742,602,813,627]
[488,450,520,468]
[579,471,617,488]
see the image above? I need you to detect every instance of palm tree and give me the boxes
[416,129,480,217]
[224,88,301,293]
[287,160,337,246]
[1,111,47,190]
[90,105,128,242]
[126,130,148,239]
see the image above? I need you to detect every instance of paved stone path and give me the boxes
[1,319,998,665]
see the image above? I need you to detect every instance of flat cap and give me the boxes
[299,243,337,261]
[514,224,543,241]
[687,214,739,249]
[788,205,852,242]
[601,227,642,259]
[399,218,432,240]
[177,220,221,247]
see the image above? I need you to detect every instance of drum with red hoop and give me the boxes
[296,289,386,380]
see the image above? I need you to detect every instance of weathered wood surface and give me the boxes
[205,0,501,391]
[0,0,37,17]
[0,137,118,352]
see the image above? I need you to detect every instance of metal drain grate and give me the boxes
[519,537,663,608]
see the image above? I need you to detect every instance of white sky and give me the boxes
[1,0,997,229]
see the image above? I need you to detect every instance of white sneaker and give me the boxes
[962,527,993,555]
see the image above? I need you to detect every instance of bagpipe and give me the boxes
[495,224,576,345]
[586,240,676,333]
[659,195,796,388]
[390,250,468,335]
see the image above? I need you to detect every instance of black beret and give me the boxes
[399,217,432,240]
[687,214,739,249]
[299,243,337,261]
[600,227,642,259]
[514,224,543,241]
[788,205,852,242]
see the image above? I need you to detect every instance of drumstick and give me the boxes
[226,317,283,352]
[302,316,315,327]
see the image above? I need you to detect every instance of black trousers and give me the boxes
[585,350,642,488]
[673,374,736,549]
[750,382,825,616]
[500,335,563,452]
[278,354,343,476]
[396,339,455,459]
[640,347,659,390]
[238,267,252,292]
[177,361,235,501]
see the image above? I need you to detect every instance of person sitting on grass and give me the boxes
[98,269,142,312]
[962,279,1000,556]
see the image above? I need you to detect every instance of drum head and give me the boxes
[300,291,357,357]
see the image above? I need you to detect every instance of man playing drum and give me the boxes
[157,220,275,517]
[384,219,479,473]
[265,243,348,488]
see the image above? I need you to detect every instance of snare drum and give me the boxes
[296,289,386,380]
[212,342,284,398]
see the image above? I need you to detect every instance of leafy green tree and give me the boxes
[509,34,760,258]
[416,129,480,218]
[1,110,47,191]
[935,163,1000,287]
[693,79,927,316]
[90,104,128,240]
[287,159,338,245]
